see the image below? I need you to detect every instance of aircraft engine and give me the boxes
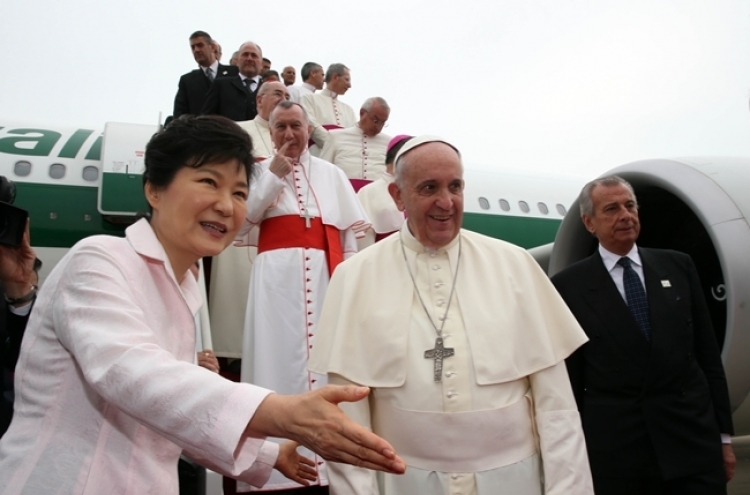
[548,157,750,435]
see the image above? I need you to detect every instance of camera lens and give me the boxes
[0,176,16,204]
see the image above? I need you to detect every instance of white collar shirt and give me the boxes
[599,243,645,301]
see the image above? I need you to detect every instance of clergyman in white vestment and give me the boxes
[238,81,290,160]
[289,62,324,103]
[309,136,594,495]
[235,101,370,492]
[319,96,391,183]
[300,63,356,156]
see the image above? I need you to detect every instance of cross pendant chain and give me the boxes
[424,337,454,382]
[295,156,314,228]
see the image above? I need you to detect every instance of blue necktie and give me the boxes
[618,257,651,341]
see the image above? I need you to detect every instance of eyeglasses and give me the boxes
[366,112,389,127]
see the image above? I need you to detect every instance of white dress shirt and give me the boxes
[598,244,646,301]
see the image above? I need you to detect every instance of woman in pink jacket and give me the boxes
[0,116,404,494]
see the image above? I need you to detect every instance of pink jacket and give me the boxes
[0,219,278,494]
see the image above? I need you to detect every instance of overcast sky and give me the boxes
[1,0,749,177]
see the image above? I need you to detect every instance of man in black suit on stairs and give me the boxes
[173,30,237,119]
[201,41,263,122]
[551,176,736,495]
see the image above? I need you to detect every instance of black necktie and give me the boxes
[205,68,214,82]
[243,78,254,94]
[618,257,651,340]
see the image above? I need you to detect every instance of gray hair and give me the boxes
[301,62,322,81]
[578,175,637,217]
[361,97,390,113]
[325,63,349,83]
[269,100,309,125]
[257,80,281,96]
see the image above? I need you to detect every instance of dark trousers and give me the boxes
[593,465,727,495]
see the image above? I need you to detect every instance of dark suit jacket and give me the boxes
[1,283,31,436]
[173,64,238,118]
[200,75,259,122]
[551,248,733,480]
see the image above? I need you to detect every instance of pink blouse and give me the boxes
[0,219,278,494]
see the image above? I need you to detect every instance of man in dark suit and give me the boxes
[172,30,238,119]
[201,41,263,122]
[551,176,735,495]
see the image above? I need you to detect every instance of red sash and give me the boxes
[257,215,343,277]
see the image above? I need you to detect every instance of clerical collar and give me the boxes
[289,149,311,165]
[302,82,316,92]
[599,243,641,273]
[254,115,269,127]
[355,124,376,138]
[321,88,338,99]
[400,222,461,258]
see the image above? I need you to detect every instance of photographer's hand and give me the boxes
[1,219,38,304]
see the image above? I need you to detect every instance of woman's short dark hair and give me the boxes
[143,115,255,191]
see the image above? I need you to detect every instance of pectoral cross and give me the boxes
[424,337,454,382]
[301,209,314,228]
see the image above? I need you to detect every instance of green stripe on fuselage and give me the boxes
[462,212,561,249]
[15,182,129,247]
[14,182,561,250]
[100,172,149,214]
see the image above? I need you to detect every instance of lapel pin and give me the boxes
[661,280,671,288]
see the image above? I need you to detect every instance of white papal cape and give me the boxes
[300,89,356,154]
[309,225,594,495]
[318,126,390,180]
[235,151,369,491]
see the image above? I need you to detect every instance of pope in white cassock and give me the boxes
[308,136,595,495]
[318,96,391,188]
[235,101,370,492]
[209,82,291,360]
[300,63,356,156]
